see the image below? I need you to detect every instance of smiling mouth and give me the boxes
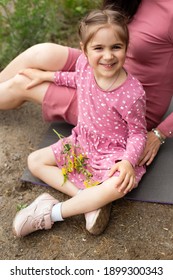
[100,63,116,69]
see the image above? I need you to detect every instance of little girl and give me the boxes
[13,9,147,237]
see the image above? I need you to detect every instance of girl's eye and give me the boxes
[113,45,122,50]
[94,47,102,50]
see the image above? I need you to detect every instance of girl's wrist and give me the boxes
[42,70,54,82]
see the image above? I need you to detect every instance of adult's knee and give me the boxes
[28,43,68,70]
[10,74,28,93]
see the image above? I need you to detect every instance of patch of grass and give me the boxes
[0,0,101,69]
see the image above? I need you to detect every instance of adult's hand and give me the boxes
[138,131,162,166]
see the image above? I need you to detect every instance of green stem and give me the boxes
[53,129,64,140]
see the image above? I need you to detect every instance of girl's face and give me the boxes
[84,26,127,82]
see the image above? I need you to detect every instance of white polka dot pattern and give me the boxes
[53,54,147,189]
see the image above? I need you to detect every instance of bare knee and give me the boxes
[0,74,30,109]
[103,177,126,200]
[4,74,31,108]
[27,150,43,176]
[28,43,68,70]
[10,73,29,94]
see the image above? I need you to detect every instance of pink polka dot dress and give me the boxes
[52,54,147,189]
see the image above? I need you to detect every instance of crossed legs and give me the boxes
[27,146,124,215]
[12,146,124,237]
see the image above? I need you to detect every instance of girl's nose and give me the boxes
[103,51,113,60]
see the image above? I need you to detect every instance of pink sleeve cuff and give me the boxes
[157,112,173,138]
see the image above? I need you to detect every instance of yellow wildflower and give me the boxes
[84,181,90,188]
[67,159,74,173]
[79,153,84,161]
[62,167,67,175]
[53,129,99,187]
[62,167,68,183]
[84,180,100,188]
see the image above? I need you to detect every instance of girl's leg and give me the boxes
[13,145,81,237]
[27,146,111,235]
[27,146,122,206]
[13,175,123,237]
[27,146,79,197]
[61,177,124,217]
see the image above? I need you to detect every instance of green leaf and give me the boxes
[16,203,28,212]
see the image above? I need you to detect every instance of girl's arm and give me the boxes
[108,94,147,194]
[19,68,54,89]
[19,68,78,90]
[54,71,77,89]
[122,95,147,167]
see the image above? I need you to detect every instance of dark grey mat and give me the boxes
[21,106,173,204]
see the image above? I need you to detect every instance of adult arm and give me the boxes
[139,14,173,166]
[157,112,173,138]
[139,111,173,166]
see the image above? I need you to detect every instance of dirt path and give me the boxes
[1,103,173,260]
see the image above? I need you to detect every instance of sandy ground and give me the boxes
[1,102,173,260]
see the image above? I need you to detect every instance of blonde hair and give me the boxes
[78,9,129,52]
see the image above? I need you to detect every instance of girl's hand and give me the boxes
[19,68,54,89]
[109,160,136,194]
[138,130,163,166]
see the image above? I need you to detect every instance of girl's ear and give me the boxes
[80,42,88,57]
